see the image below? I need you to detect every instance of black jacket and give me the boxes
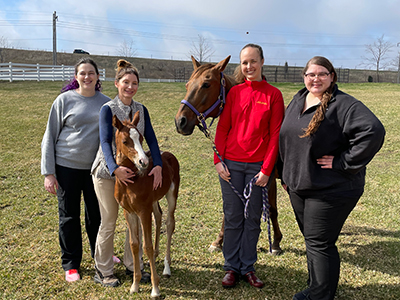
[279,85,385,195]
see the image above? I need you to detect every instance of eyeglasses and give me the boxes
[304,72,331,80]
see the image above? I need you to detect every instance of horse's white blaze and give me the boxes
[129,128,149,167]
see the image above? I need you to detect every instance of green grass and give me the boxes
[0,80,399,299]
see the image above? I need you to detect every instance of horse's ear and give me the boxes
[215,55,231,72]
[112,115,123,130]
[131,111,140,127]
[191,56,201,70]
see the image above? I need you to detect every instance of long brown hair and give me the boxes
[300,56,338,138]
[234,43,264,83]
[115,59,140,83]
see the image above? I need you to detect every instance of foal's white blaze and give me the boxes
[129,127,149,168]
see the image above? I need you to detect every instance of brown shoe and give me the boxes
[243,271,264,288]
[222,270,239,288]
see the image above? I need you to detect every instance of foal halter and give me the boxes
[180,72,226,135]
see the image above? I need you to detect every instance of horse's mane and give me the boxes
[189,63,237,87]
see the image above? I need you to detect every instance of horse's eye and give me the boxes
[201,82,210,89]
[122,140,128,145]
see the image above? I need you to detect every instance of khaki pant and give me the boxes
[92,173,143,276]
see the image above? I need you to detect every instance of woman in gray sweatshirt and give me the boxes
[41,58,110,282]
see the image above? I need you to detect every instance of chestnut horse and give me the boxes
[113,112,180,298]
[175,55,282,254]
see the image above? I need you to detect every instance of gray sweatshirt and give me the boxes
[41,89,111,176]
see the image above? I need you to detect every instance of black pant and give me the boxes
[56,165,101,271]
[289,188,363,300]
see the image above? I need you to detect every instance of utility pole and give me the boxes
[53,11,58,65]
[397,42,400,84]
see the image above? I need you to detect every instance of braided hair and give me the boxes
[300,56,338,138]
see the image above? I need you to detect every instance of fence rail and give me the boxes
[0,62,106,82]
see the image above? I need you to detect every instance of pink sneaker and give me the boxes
[112,255,121,264]
[65,269,80,282]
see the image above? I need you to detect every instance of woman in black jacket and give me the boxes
[279,56,385,300]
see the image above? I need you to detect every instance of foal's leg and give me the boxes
[140,211,160,298]
[152,202,162,260]
[124,211,142,294]
[163,186,177,277]
[209,217,224,252]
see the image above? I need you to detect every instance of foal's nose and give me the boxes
[139,158,149,168]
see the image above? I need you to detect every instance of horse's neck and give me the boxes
[225,75,237,93]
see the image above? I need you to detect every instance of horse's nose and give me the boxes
[175,116,187,131]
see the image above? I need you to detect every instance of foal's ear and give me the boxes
[112,115,124,130]
[131,111,140,127]
[191,55,201,70]
[215,55,231,72]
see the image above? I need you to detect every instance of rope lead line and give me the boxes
[210,132,272,253]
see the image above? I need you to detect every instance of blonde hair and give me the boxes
[235,43,264,83]
[300,56,338,138]
[115,59,140,83]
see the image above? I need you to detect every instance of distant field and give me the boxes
[0,81,399,299]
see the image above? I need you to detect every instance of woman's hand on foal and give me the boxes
[149,165,162,190]
[114,166,135,186]
[44,174,58,195]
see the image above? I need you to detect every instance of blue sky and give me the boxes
[1,0,400,69]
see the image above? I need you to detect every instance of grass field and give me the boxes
[0,80,399,299]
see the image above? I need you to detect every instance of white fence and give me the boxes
[0,62,106,82]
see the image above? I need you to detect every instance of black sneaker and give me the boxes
[125,268,151,283]
[94,266,120,287]
[293,288,311,300]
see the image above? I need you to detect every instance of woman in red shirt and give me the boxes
[214,44,285,289]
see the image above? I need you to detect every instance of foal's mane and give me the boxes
[122,119,134,128]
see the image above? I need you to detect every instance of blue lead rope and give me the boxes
[214,146,272,253]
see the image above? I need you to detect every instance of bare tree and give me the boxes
[360,34,394,82]
[117,39,137,58]
[189,34,215,64]
[0,36,11,63]
[392,45,400,84]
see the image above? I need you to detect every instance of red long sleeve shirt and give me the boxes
[214,78,284,176]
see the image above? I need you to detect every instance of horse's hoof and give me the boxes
[208,244,222,253]
[151,287,161,299]
[269,248,283,256]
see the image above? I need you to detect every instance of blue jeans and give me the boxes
[56,165,101,271]
[219,159,263,275]
[289,188,363,300]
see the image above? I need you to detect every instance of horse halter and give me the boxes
[180,72,226,135]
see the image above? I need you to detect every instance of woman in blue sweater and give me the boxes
[279,56,385,300]
[41,58,110,282]
[91,59,162,287]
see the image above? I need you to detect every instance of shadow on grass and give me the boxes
[340,225,400,277]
